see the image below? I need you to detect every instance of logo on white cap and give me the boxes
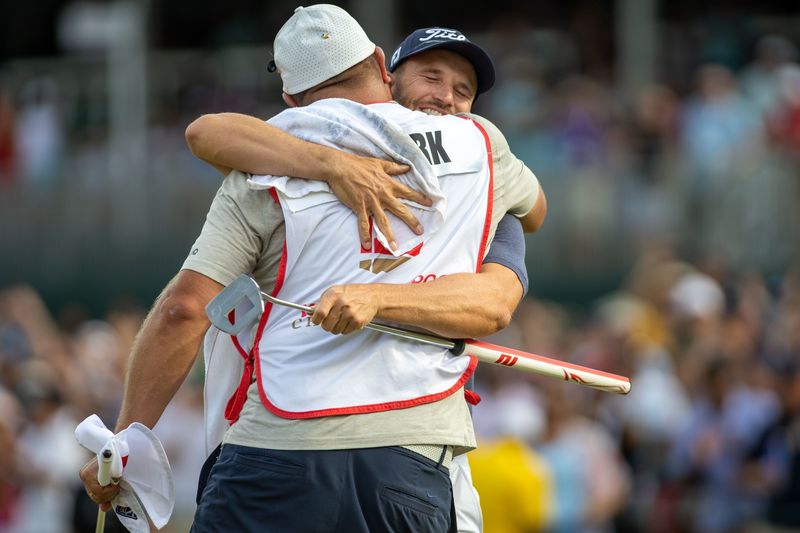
[273,4,376,95]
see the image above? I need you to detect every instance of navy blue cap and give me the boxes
[389,28,496,96]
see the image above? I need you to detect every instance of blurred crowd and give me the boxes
[0,14,799,533]
[0,286,205,532]
[470,249,800,533]
[480,29,800,280]
[1,249,798,532]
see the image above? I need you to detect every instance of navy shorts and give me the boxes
[192,444,455,533]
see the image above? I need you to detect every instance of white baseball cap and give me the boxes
[272,4,376,94]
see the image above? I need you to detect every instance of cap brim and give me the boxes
[397,40,496,95]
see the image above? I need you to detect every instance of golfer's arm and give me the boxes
[373,264,522,339]
[377,213,526,338]
[115,271,221,431]
[185,112,345,179]
[520,187,547,232]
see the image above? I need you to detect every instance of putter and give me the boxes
[206,275,454,348]
[205,275,631,394]
[205,275,264,336]
[95,447,113,533]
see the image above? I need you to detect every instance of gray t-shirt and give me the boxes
[182,111,539,452]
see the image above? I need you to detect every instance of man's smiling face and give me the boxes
[390,49,479,115]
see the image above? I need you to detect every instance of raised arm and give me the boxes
[185,112,431,249]
[312,214,527,339]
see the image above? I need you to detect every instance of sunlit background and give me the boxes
[1,1,799,531]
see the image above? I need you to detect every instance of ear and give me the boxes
[373,47,390,84]
[282,92,299,108]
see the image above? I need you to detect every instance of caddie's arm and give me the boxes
[185,112,431,249]
[313,214,527,339]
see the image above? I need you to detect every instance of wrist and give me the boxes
[313,147,348,183]
[353,283,383,316]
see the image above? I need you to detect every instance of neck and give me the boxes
[306,79,391,106]
[348,84,392,104]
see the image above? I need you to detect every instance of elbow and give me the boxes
[492,306,513,332]
[522,190,548,233]
[499,307,513,330]
[469,305,512,338]
[154,286,209,327]
[185,114,217,156]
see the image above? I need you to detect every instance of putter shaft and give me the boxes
[261,292,456,350]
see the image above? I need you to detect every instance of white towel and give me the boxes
[75,415,174,532]
[248,99,446,256]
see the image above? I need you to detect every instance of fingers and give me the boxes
[341,317,367,335]
[382,161,411,176]
[311,291,334,327]
[312,287,370,335]
[80,457,121,507]
[320,307,344,334]
[383,196,423,236]
[329,314,351,335]
[327,311,367,335]
[368,196,397,251]
[314,288,352,333]
[329,157,432,246]
[87,484,120,505]
[392,181,433,207]
[355,202,371,249]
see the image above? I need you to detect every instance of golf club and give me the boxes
[95,447,113,533]
[206,275,631,394]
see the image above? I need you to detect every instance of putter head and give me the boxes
[205,275,264,335]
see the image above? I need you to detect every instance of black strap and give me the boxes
[449,339,466,356]
[436,446,448,468]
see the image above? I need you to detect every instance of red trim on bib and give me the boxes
[228,310,249,360]
[224,237,289,425]
[469,119,494,273]
[464,389,482,405]
[223,309,256,423]
[259,355,478,419]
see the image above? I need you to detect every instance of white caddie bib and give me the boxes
[235,100,493,419]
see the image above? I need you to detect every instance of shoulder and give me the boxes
[213,170,282,222]
[456,113,510,149]
[220,170,272,201]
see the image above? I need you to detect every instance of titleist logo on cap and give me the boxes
[418,28,467,42]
